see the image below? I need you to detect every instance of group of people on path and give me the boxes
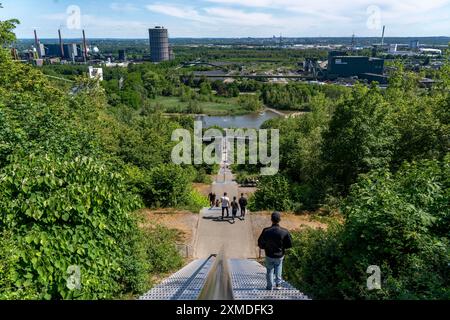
[209,191,293,290]
[208,192,248,223]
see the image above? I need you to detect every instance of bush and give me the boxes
[285,158,450,300]
[143,225,183,274]
[0,154,144,299]
[248,175,293,211]
[238,95,264,112]
[186,190,210,212]
[194,168,212,184]
[284,225,344,300]
[142,164,192,208]
[186,100,204,114]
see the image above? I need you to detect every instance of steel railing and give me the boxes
[197,247,235,300]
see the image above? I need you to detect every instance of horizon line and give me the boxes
[16,36,450,40]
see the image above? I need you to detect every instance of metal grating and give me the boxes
[139,257,215,300]
[139,257,309,300]
[229,259,309,300]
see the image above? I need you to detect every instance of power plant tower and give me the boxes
[82,30,88,62]
[149,26,170,62]
[58,29,65,59]
[33,29,42,58]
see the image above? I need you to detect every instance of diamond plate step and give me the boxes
[229,259,309,300]
[139,256,215,300]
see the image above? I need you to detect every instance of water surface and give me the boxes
[196,110,280,129]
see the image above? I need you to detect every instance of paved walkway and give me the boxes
[194,134,258,259]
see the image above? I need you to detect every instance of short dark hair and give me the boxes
[271,211,281,223]
[224,192,227,196]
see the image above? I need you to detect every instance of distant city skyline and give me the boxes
[1,0,450,39]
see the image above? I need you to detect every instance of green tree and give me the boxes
[285,157,450,300]
[199,81,212,96]
[321,84,397,195]
[0,3,19,45]
[142,163,193,208]
[249,175,292,211]
[142,70,163,98]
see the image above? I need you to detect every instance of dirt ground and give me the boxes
[193,183,211,197]
[238,187,257,198]
[193,183,257,198]
[250,211,328,247]
[139,209,199,247]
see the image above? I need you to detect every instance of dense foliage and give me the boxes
[0,15,204,299]
[285,158,449,299]
[0,155,143,299]
[257,49,450,300]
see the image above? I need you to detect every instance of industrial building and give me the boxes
[118,49,127,61]
[149,26,171,62]
[28,29,90,64]
[45,43,82,60]
[327,51,386,83]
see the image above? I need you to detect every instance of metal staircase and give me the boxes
[139,252,309,300]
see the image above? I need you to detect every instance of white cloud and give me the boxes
[204,7,279,26]
[35,0,450,37]
[110,3,139,12]
[41,12,148,34]
[202,0,450,36]
[205,0,450,24]
[205,0,275,7]
[145,4,210,22]
[146,4,279,27]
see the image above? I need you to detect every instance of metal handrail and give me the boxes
[197,247,235,300]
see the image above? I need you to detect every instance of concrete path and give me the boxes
[194,133,258,259]
[194,206,257,259]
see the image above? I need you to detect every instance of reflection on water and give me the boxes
[196,110,281,129]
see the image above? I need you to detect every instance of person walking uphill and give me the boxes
[221,193,230,220]
[257,212,293,291]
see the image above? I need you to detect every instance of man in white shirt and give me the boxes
[221,192,230,220]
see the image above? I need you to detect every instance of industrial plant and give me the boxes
[9,24,446,87]
[149,26,175,62]
[12,26,176,67]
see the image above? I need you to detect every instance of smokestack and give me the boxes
[381,25,386,47]
[58,29,65,59]
[82,30,88,63]
[11,48,19,60]
[34,29,41,58]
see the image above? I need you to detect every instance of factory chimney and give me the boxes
[11,48,19,60]
[82,30,88,63]
[58,29,65,59]
[34,29,41,58]
[381,25,386,47]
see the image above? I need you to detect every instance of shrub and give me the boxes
[284,225,344,300]
[285,158,450,300]
[144,225,184,274]
[186,189,209,212]
[248,175,293,211]
[0,154,144,299]
[142,164,192,208]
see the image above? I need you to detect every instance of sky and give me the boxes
[1,0,450,38]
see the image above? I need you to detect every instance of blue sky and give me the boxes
[1,0,450,38]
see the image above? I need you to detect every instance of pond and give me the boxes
[196,109,281,129]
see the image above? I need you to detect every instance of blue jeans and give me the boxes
[265,256,283,289]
